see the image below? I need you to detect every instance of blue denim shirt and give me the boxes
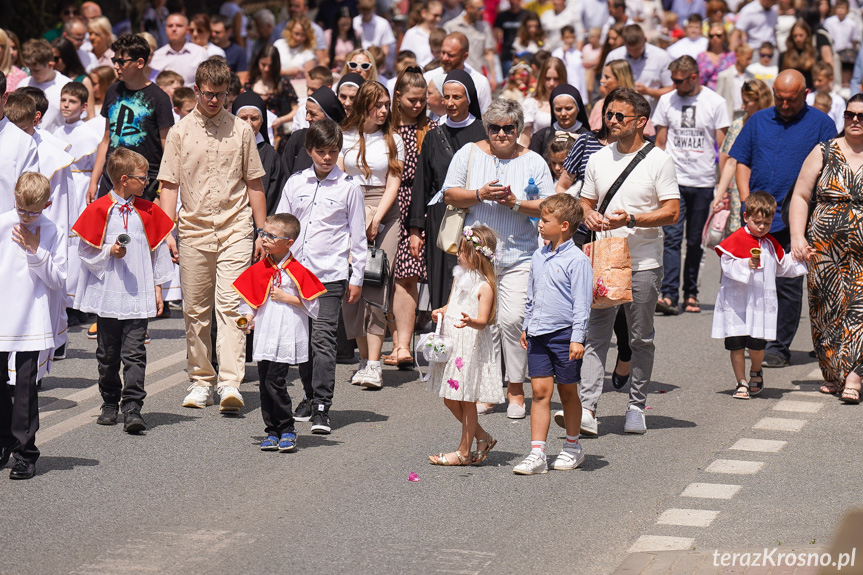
[523,239,593,342]
[729,105,837,232]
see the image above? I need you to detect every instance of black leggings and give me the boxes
[614,307,632,363]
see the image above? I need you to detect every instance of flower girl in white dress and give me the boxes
[428,225,504,466]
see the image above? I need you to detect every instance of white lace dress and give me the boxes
[427,266,504,403]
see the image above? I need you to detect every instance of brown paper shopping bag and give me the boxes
[583,234,633,309]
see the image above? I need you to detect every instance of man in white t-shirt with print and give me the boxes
[579,87,680,435]
[652,55,729,315]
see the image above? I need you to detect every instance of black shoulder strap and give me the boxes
[596,141,655,216]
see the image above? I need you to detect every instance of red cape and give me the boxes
[71,194,175,251]
[715,226,784,262]
[232,255,326,309]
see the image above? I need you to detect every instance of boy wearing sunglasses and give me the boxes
[72,148,175,434]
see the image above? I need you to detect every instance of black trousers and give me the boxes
[299,280,345,410]
[258,360,295,435]
[0,351,40,463]
[96,316,148,412]
[765,228,804,360]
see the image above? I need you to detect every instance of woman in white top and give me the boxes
[190,14,227,58]
[273,16,317,79]
[519,57,566,147]
[400,0,443,67]
[339,81,406,389]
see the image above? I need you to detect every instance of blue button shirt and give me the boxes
[729,104,836,232]
[523,240,593,342]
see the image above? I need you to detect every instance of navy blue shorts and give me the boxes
[527,328,582,384]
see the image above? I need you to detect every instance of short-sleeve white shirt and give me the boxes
[735,1,778,47]
[341,129,406,186]
[604,43,672,110]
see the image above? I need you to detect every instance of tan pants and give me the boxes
[178,232,253,389]
[343,185,401,339]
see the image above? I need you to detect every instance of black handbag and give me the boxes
[364,243,388,288]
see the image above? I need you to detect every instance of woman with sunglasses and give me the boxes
[789,94,863,404]
[441,90,554,419]
[340,48,378,83]
[339,81,405,390]
[245,45,300,144]
[697,23,736,91]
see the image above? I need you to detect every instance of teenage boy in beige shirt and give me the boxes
[158,59,267,413]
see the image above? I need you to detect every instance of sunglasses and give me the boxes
[709,33,724,38]
[257,228,293,241]
[111,57,136,66]
[488,123,517,136]
[844,111,863,122]
[671,77,692,84]
[347,61,372,71]
[605,111,639,123]
[759,52,773,58]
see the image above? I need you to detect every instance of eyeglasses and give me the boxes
[199,89,229,101]
[843,111,863,122]
[347,61,372,71]
[257,228,292,241]
[488,123,517,136]
[111,57,136,66]
[126,174,150,184]
[605,111,639,123]
[15,207,43,217]
[66,34,86,42]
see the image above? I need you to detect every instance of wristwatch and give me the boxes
[626,213,637,228]
[512,199,522,212]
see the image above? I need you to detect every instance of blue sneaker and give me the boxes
[260,435,279,451]
[278,432,297,452]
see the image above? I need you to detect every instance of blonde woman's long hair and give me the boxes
[740,78,773,123]
[0,29,13,74]
[341,80,403,179]
[607,59,636,89]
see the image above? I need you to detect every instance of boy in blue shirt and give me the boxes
[514,194,593,475]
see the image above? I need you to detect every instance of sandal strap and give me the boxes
[750,370,764,378]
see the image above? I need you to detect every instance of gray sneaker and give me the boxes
[623,405,647,434]
[513,452,548,475]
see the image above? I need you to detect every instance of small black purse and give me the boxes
[364,243,388,288]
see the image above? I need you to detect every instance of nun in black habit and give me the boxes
[408,69,486,310]
[232,91,287,215]
[280,86,347,177]
[527,83,591,156]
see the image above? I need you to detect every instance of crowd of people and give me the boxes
[1,0,862,479]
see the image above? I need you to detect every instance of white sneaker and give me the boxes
[218,386,244,412]
[580,408,598,436]
[623,405,647,434]
[182,385,213,408]
[506,402,526,419]
[361,362,383,389]
[513,451,548,475]
[351,360,369,385]
[551,445,585,470]
[553,409,565,428]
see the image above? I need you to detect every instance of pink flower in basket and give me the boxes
[447,378,459,390]
[455,357,464,371]
[594,276,609,299]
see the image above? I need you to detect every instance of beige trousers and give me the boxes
[343,185,401,339]
[179,232,253,389]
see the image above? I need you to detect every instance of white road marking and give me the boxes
[656,508,719,527]
[705,459,765,474]
[753,417,807,432]
[680,483,742,499]
[629,535,694,553]
[729,438,787,453]
[772,400,823,413]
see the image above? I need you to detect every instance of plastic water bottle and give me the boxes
[525,177,540,223]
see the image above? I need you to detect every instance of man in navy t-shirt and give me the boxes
[211,15,249,84]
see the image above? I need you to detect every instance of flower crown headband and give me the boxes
[462,227,495,261]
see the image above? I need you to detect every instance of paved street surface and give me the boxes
[3,257,862,575]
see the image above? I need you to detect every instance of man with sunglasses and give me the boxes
[87,34,174,204]
[158,59,268,414]
[150,13,209,87]
[579,87,680,435]
[653,55,729,315]
[729,69,836,368]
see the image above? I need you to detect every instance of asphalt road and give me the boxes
[2,256,861,575]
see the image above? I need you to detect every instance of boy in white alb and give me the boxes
[233,213,325,452]
[652,55,730,314]
[5,91,76,367]
[805,61,846,134]
[0,72,39,213]
[54,81,102,325]
[0,172,67,480]
[72,148,174,433]
[17,39,72,134]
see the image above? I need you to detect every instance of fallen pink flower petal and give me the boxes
[645,406,653,410]
[408,472,420,482]
[447,378,459,390]
[455,357,464,370]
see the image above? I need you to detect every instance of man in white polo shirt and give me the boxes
[150,13,209,86]
[652,55,729,315]
[604,25,673,111]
